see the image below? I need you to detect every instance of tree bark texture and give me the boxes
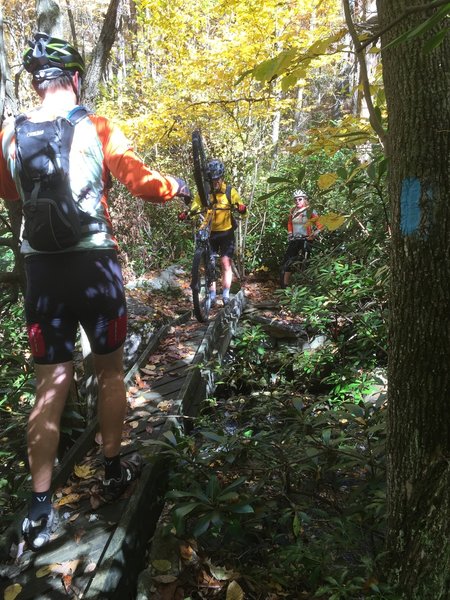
[81,0,120,108]
[377,0,450,596]
[37,0,64,37]
[0,7,18,123]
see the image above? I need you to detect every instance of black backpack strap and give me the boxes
[225,184,232,203]
[14,113,29,128]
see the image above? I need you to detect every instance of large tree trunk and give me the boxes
[37,0,64,36]
[81,0,120,107]
[0,6,18,122]
[377,1,450,597]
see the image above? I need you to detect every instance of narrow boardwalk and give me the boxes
[0,297,244,600]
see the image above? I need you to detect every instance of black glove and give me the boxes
[174,177,192,204]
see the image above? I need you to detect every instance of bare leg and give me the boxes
[94,345,127,458]
[27,362,73,493]
[221,256,233,291]
[283,271,292,287]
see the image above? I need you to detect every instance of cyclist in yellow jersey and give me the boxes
[179,159,247,305]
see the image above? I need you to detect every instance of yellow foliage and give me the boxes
[317,173,338,190]
[317,212,347,231]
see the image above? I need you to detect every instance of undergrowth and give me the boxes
[157,246,397,598]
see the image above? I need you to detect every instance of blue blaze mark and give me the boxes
[400,177,421,236]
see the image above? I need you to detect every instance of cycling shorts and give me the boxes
[210,229,235,259]
[282,238,312,271]
[24,249,127,365]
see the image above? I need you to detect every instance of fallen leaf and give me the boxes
[62,574,73,593]
[179,542,195,562]
[36,564,54,578]
[54,493,82,507]
[74,529,85,544]
[226,580,244,600]
[152,559,172,572]
[74,464,96,479]
[209,565,238,581]
[157,401,173,412]
[4,583,22,600]
[90,494,102,510]
[68,512,80,522]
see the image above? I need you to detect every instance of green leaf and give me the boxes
[200,430,226,443]
[228,503,254,514]
[162,430,178,446]
[221,476,247,493]
[322,429,332,444]
[266,176,293,184]
[174,502,202,518]
[206,475,220,500]
[252,48,297,82]
[192,515,212,537]
[292,513,301,537]
[281,68,306,91]
[423,27,449,53]
[217,491,240,503]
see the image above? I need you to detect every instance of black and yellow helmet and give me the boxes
[23,32,85,78]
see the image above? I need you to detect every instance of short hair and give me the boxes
[32,72,75,97]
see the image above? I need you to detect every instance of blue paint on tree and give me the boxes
[400,177,421,235]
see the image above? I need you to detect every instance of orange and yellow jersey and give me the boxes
[0,105,180,255]
[190,181,242,233]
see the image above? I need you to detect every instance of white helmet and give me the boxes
[293,189,308,199]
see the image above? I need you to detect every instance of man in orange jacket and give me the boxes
[0,32,191,550]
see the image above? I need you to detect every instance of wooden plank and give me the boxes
[0,299,243,599]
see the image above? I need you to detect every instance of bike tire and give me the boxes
[191,247,212,322]
[192,130,211,209]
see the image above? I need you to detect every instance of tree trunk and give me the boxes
[377,1,450,596]
[0,6,18,123]
[37,0,64,37]
[81,0,120,107]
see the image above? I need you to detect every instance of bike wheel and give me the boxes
[192,130,211,209]
[191,247,212,322]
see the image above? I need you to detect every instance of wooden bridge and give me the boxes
[0,292,246,600]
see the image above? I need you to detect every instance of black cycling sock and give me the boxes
[104,455,121,481]
[29,491,52,521]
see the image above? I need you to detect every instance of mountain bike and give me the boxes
[190,130,240,322]
[279,235,315,288]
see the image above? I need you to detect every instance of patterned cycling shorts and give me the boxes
[209,229,235,258]
[24,249,127,365]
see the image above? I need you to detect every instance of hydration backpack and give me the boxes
[14,106,110,251]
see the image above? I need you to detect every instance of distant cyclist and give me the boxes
[281,189,321,288]
[179,159,247,306]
